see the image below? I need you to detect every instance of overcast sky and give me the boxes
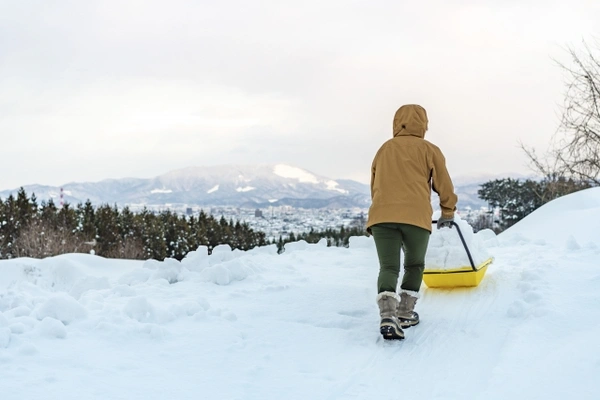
[1,0,599,190]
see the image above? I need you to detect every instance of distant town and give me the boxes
[125,203,494,240]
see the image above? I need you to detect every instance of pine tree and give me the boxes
[95,204,122,257]
[1,195,18,257]
[15,188,36,227]
[138,208,167,260]
[0,197,7,258]
[161,210,191,260]
[77,200,96,242]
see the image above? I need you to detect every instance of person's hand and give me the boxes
[437,216,454,229]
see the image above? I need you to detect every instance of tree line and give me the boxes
[474,175,593,232]
[0,188,368,260]
[0,188,269,260]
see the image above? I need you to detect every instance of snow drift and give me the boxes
[1,189,599,399]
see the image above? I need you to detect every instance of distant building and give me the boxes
[186,207,193,216]
[255,209,263,218]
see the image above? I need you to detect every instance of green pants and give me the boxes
[370,223,430,293]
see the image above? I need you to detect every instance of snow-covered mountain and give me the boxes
[0,164,490,210]
[0,164,372,209]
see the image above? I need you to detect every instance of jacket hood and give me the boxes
[392,104,428,138]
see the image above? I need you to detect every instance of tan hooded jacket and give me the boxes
[366,104,457,233]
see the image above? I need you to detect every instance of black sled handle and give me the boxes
[432,220,477,271]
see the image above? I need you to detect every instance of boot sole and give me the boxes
[400,320,419,329]
[380,324,404,340]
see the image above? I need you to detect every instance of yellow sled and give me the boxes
[423,221,493,289]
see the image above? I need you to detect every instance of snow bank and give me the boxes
[0,189,599,400]
[348,235,373,249]
[501,187,600,247]
[7,190,600,400]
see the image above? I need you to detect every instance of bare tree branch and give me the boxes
[528,39,600,186]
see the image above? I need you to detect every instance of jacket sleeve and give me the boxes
[370,158,376,199]
[431,147,458,218]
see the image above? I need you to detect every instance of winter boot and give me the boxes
[377,291,404,340]
[397,290,420,328]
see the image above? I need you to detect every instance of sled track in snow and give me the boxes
[323,269,511,399]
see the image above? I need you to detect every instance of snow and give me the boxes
[426,213,494,269]
[273,164,348,193]
[1,189,600,399]
[499,187,600,247]
[207,184,219,194]
[236,186,256,192]
[273,164,319,183]
[325,179,349,194]
[150,188,173,194]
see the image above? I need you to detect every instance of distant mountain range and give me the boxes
[0,164,492,210]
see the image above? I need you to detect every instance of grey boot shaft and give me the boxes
[396,290,420,328]
[397,290,418,318]
[377,292,399,319]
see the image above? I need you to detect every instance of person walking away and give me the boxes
[366,104,458,340]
